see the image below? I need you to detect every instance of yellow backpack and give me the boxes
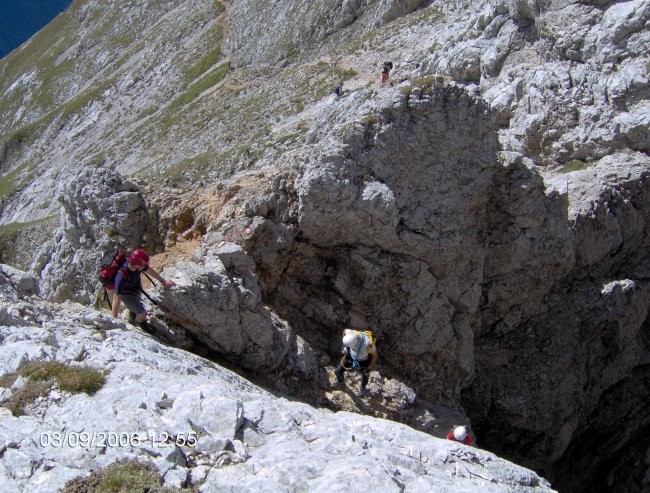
[341,330,377,370]
[361,330,376,351]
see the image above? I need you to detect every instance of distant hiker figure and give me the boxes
[333,328,378,397]
[447,426,472,445]
[110,249,175,332]
[381,61,393,83]
[334,81,344,97]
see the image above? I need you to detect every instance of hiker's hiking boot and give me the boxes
[128,311,136,324]
[137,320,154,334]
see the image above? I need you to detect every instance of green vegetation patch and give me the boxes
[286,63,351,115]
[62,458,188,493]
[184,45,223,84]
[0,372,19,389]
[2,378,50,416]
[0,8,81,123]
[182,61,230,104]
[334,67,358,80]
[21,361,106,395]
[0,216,54,241]
[184,22,224,85]
[402,4,445,27]
[559,159,591,173]
[59,76,116,120]
[0,0,175,138]
[0,213,55,261]
[361,112,380,125]
[0,165,23,197]
[428,42,442,54]
[399,85,412,97]
[0,112,48,151]
[0,215,56,268]
[213,0,226,15]
[0,361,107,415]
[0,73,116,152]
[344,27,380,54]
[412,75,438,89]
[0,9,77,87]
[158,61,230,135]
[161,151,217,184]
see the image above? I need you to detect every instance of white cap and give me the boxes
[453,426,467,441]
[342,332,358,347]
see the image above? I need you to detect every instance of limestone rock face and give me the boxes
[153,245,317,376]
[240,78,648,490]
[467,152,650,489]
[33,168,158,304]
[278,84,499,398]
[0,282,554,492]
[225,0,427,67]
[0,265,39,327]
[514,2,647,164]
[480,152,575,334]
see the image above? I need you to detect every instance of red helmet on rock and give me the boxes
[128,249,149,267]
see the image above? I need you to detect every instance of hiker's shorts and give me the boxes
[119,293,146,315]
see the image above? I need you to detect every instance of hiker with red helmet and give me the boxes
[110,249,175,331]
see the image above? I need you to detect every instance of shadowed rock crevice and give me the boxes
[244,82,499,406]
[548,358,650,493]
[464,161,650,491]
[238,81,650,491]
[479,151,574,336]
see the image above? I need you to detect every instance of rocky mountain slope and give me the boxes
[0,267,553,492]
[0,0,648,491]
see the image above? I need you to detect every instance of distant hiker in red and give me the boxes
[111,249,175,331]
[381,61,393,83]
[447,426,472,445]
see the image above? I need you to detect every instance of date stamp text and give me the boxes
[39,430,198,448]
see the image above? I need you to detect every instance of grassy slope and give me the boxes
[0,0,451,204]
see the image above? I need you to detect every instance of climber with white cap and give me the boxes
[447,425,472,445]
[332,328,378,397]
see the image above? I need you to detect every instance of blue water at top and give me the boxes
[0,0,73,59]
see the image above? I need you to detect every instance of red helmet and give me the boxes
[128,249,149,267]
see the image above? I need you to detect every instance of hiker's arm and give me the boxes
[146,267,176,288]
[111,294,121,317]
[368,349,378,370]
